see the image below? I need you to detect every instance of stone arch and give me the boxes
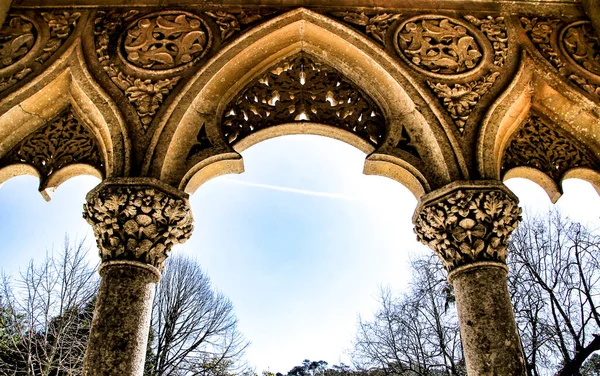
[0,40,129,200]
[477,43,600,202]
[148,8,465,200]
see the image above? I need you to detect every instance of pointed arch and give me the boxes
[147,8,464,199]
[0,41,128,199]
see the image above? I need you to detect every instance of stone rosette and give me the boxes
[83,179,194,270]
[413,182,522,271]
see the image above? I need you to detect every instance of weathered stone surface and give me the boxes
[82,262,158,376]
[450,263,527,376]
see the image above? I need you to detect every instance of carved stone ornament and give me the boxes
[560,21,600,77]
[395,16,484,75]
[206,10,274,42]
[121,12,211,71]
[94,11,183,130]
[464,16,508,68]
[501,115,598,182]
[414,186,522,271]
[0,15,36,69]
[330,11,401,45]
[522,17,600,99]
[220,53,388,146]
[83,182,194,270]
[0,11,80,93]
[0,106,104,182]
[428,72,499,134]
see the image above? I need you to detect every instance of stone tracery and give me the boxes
[501,115,598,183]
[220,53,389,147]
[0,106,105,184]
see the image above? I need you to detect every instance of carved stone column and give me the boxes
[413,181,526,376]
[82,178,193,376]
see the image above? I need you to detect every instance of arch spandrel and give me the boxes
[150,8,463,200]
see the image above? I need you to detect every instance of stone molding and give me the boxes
[83,178,193,270]
[413,181,522,272]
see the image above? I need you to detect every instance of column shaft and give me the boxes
[450,263,526,376]
[83,263,158,376]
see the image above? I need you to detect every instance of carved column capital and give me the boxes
[83,178,194,271]
[413,181,522,272]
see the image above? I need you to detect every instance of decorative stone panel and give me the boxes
[83,180,194,270]
[501,115,598,183]
[0,11,80,93]
[413,183,522,272]
[220,52,388,146]
[0,106,104,183]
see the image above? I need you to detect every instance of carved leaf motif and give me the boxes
[562,22,600,76]
[414,188,522,271]
[397,17,483,74]
[427,71,500,134]
[206,10,271,42]
[83,185,194,270]
[0,16,35,69]
[521,17,600,100]
[330,11,401,45]
[0,106,104,181]
[218,53,389,148]
[38,12,80,64]
[465,15,508,67]
[94,11,181,130]
[123,13,209,70]
[501,115,598,182]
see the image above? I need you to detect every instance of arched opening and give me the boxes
[180,134,428,371]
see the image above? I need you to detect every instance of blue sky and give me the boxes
[1,135,599,373]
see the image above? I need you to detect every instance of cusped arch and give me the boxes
[149,8,463,200]
[477,48,600,202]
[0,41,129,200]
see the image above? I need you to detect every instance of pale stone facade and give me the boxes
[0,0,599,374]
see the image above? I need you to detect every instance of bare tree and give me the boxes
[352,254,464,376]
[0,237,98,376]
[148,255,249,376]
[508,211,600,376]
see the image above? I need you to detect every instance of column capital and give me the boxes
[413,181,522,272]
[83,178,194,271]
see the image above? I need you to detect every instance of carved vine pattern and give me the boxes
[0,106,104,181]
[0,12,80,93]
[330,12,401,46]
[562,22,600,76]
[123,13,210,70]
[465,15,508,67]
[0,16,35,69]
[94,10,182,130]
[414,188,522,271]
[206,10,274,42]
[521,17,600,99]
[83,184,194,270]
[396,17,483,74]
[220,53,389,147]
[501,115,598,182]
[428,72,500,134]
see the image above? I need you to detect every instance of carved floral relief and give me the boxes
[0,11,80,93]
[522,17,600,99]
[414,187,522,271]
[83,184,193,270]
[121,12,210,71]
[219,53,389,147]
[395,16,484,75]
[0,16,36,69]
[501,115,598,183]
[0,106,104,182]
[330,12,401,46]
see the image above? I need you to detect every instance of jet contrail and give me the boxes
[220,178,359,201]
